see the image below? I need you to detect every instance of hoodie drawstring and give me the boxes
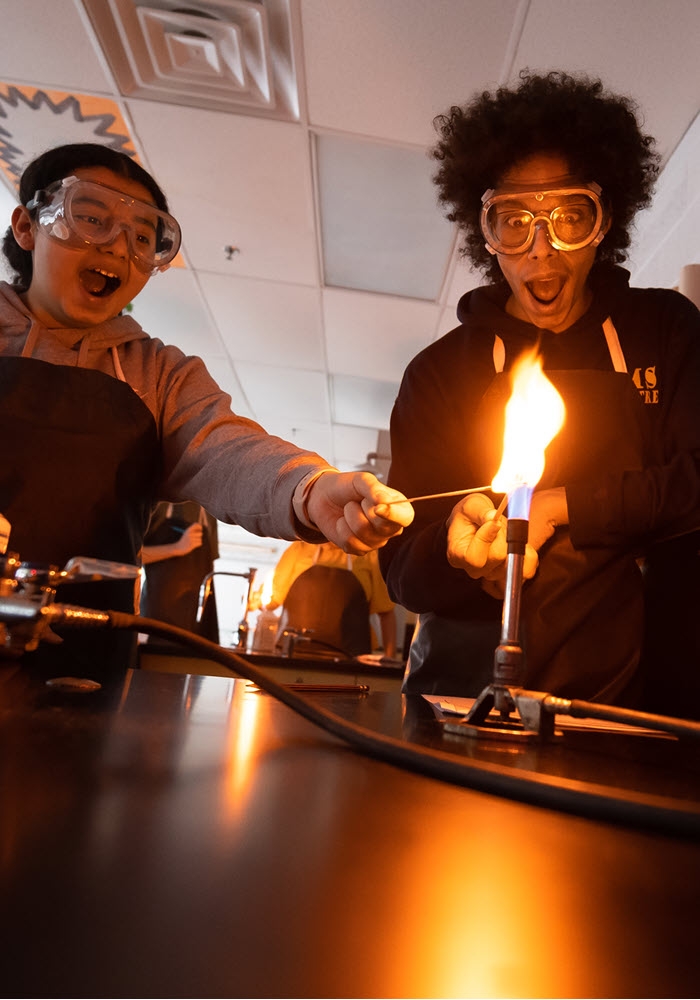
[77,336,90,368]
[80,337,127,382]
[111,345,127,382]
[20,319,41,359]
[22,322,127,383]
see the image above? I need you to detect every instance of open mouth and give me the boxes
[79,267,122,298]
[526,276,564,305]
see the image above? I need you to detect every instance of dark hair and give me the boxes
[2,142,170,290]
[431,69,660,283]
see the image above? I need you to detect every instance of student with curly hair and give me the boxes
[379,71,700,716]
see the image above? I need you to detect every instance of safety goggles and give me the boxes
[480,182,606,255]
[27,175,181,274]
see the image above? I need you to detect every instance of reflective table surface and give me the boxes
[1,659,699,998]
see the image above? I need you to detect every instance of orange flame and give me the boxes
[248,571,275,612]
[491,349,565,495]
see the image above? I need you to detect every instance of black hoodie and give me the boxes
[380,266,700,709]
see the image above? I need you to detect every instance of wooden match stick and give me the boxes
[381,485,493,505]
[494,493,509,518]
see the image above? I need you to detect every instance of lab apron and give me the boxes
[406,362,649,704]
[140,508,219,643]
[277,564,372,657]
[0,356,159,674]
[638,528,700,719]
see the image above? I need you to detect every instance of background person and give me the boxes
[140,501,219,643]
[378,70,700,716]
[268,540,397,658]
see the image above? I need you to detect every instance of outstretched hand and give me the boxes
[304,471,414,555]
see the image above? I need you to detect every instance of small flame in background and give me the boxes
[491,349,566,496]
[249,571,275,612]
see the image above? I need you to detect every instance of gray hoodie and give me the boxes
[0,281,329,540]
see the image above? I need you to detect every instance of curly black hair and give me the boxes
[2,142,170,290]
[432,69,660,284]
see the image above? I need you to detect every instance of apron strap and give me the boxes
[492,318,627,373]
[602,317,627,373]
[493,335,505,373]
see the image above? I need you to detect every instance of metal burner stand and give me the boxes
[446,516,560,741]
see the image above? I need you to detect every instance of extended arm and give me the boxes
[131,341,412,551]
[141,522,204,565]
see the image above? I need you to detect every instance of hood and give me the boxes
[455,264,632,353]
[0,280,150,371]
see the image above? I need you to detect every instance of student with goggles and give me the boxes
[26,173,182,275]
[0,142,413,674]
[379,71,700,719]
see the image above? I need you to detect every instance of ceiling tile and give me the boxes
[515,0,700,165]
[301,0,521,145]
[235,362,330,423]
[204,356,254,418]
[199,271,324,368]
[443,252,486,310]
[331,374,399,429]
[0,1,115,94]
[333,423,385,472]
[323,286,439,381]
[125,99,319,284]
[129,267,227,358]
[316,133,454,299]
[263,420,334,461]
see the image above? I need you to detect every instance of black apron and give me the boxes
[140,504,219,643]
[0,356,160,674]
[406,325,649,704]
[638,530,700,719]
[277,564,371,657]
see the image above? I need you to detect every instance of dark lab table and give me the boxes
[1,658,699,999]
[139,640,405,691]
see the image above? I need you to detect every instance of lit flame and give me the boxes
[247,571,275,612]
[491,349,565,495]
[257,571,274,611]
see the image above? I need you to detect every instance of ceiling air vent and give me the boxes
[81,0,301,120]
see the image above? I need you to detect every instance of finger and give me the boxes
[370,500,414,528]
[460,492,496,524]
[526,517,556,553]
[463,519,503,573]
[363,481,414,529]
[447,516,501,571]
[331,515,373,556]
[522,544,540,580]
[345,498,407,545]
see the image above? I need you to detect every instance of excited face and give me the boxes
[13,166,159,329]
[491,152,609,333]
